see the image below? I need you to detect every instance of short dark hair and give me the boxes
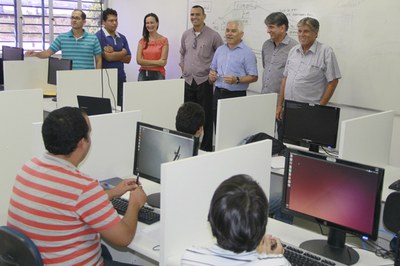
[103,8,117,21]
[265,12,289,31]
[208,174,269,253]
[191,5,205,14]
[42,107,89,155]
[73,9,86,20]
[175,102,205,135]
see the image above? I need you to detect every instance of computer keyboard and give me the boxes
[283,243,341,266]
[111,197,160,225]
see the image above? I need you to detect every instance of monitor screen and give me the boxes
[133,122,199,208]
[47,57,72,85]
[77,95,112,116]
[134,122,198,184]
[282,100,340,152]
[282,149,384,264]
[2,46,24,61]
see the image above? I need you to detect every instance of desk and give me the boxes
[124,178,161,262]
[121,178,393,266]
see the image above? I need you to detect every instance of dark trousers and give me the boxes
[213,87,246,127]
[184,80,214,152]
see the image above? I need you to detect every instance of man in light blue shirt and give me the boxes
[26,9,102,70]
[209,20,258,125]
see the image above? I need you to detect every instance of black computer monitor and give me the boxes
[282,149,384,265]
[282,100,340,152]
[47,57,72,85]
[77,95,112,116]
[133,122,199,208]
[2,46,24,61]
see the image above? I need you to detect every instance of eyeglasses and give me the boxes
[70,16,82,20]
[192,37,197,49]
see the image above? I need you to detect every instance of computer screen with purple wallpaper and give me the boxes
[282,149,384,265]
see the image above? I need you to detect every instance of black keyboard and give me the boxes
[283,243,339,266]
[111,197,160,225]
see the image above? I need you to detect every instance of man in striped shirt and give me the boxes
[181,174,290,265]
[26,9,102,70]
[7,107,147,265]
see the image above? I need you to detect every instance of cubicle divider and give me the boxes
[338,110,394,166]
[0,89,43,225]
[160,140,272,265]
[32,110,141,180]
[57,69,118,110]
[215,93,277,151]
[123,79,184,130]
[3,58,54,91]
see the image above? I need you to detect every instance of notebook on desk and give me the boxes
[77,95,112,116]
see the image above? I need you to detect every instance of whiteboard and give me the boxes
[188,0,400,113]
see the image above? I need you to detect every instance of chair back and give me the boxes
[0,226,43,266]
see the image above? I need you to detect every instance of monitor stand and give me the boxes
[299,228,359,265]
[308,143,319,153]
[147,192,160,209]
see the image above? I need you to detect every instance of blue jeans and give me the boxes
[138,70,165,81]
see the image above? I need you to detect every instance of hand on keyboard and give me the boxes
[111,197,160,225]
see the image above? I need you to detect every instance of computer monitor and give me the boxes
[2,46,24,61]
[282,100,340,152]
[47,57,72,85]
[282,149,384,265]
[133,122,199,208]
[77,95,112,116]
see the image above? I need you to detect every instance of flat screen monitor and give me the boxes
[47,57,72,85]
[2,46,24,61]
[77,95,112,116]
[282,149,384,265]
[282,100,340,152]
[133,122,199,208]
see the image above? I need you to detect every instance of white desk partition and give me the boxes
[4,58,54,91]
[215,93,277,151]
[0,89,43,225]
[32,110,141,180]
[56,68,118,109]
[338,110,394,166]
[160,140,272,265]
[123,79,184,130]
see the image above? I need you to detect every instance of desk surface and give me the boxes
[123,178,393,266]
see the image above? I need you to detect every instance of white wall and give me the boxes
[108,0,400,167]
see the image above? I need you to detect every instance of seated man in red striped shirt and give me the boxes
[7,107,147,266]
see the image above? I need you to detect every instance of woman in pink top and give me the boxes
[136,13,169,81]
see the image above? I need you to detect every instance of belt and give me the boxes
[215,87,232,93]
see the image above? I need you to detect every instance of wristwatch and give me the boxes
[236,76,240,84]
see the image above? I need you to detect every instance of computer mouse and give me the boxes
[389,179,400,191]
